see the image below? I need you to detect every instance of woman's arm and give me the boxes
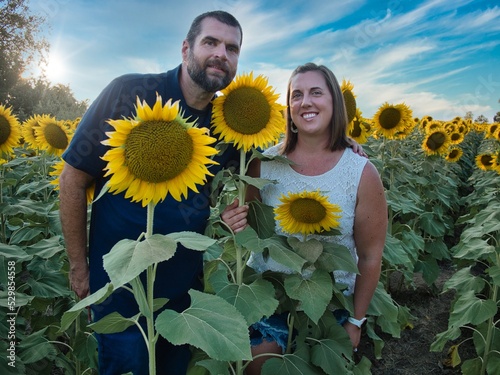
[345,161,387,348]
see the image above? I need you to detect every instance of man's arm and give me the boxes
[59,163,95,299]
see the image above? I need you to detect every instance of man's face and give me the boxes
[185,17,241,93]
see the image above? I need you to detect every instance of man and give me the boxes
[59,11,243,375]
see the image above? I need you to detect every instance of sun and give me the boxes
[44,52,67,83]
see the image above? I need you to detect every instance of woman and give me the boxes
[222,63,387,374]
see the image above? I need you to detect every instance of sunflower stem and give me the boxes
[238,149,247,206]
[146,202,157,375]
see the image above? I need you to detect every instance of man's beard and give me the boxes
[186,51,234,93]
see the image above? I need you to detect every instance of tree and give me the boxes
[475,114,489,124]
[9,77,88,121]
[0,0,48,104]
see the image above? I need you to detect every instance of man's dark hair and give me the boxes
[186,11,243,47]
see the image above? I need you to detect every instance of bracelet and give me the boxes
[347,316,367,328]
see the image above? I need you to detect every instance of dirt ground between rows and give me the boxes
[357,262,476,375]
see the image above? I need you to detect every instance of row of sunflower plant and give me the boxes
[1,72,500,374]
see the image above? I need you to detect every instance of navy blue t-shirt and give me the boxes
[62,65,239,321]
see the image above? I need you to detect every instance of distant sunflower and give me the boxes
[275,190,342,237]
[475,153,495,171]
[486,123,499,140]
[372,102,413,139]
[348,108,370,144]
[422,127,451,156]
[0,104,21,156]
[424,120,444,134]
[211,72,285,152]
[102,94,219,206]
[445,147,463,162]
[50,159,95,204]
[22,114,50,149]
[35,116,72,156]
[449,131,464,145]
[341,79,357,124]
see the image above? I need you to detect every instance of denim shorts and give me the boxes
[249,309,349,352]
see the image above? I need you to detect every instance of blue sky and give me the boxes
[32,0,500,121]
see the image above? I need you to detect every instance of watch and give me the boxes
[347,317,367,328]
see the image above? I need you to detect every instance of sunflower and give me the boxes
[101,94,219,206]
[348,108,370,144]
[475,153,495,171]
[422,127,451,156]
[445,147,463,162]
[50,159,95,204]
[449,131,464,145]
[22,114,51,149]
[211,72,285,152]
[274,190,342,237]
[424,120,444,134]
[0,104,21,156]
[35,116,72,156]
[486,123,499,140]
[372,102,414,139]
[341,79,357,124]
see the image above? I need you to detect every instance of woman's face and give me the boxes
[289,70,333,137]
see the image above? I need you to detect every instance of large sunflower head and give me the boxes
[274,190,342,237]
[211,72,285,152]
[372,102,414,139]
[341,79,357,124]
[422,126,451,156]
[0,104,21,156]
[35,116,73,156]
[101,94,219,206]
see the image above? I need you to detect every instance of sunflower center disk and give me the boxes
[289,198,326,224]
[0,116,11,144]
[343,90,357,124]
[125,120,193,183]
[45,123,69,149]
[426,132,446,150]
[223,87,271,135]
[379,108,402,130]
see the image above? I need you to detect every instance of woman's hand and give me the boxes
[344,321,362,351]
[220,198,249,233]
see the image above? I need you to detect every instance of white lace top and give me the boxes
[248,144,367,295]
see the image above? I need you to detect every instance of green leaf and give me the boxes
[443,267,485,294]
[0,243,32,261]
[452,237,496,260]
[103,234,177,288]
[0,290,34,308]
[210,271,279,325]
[18,328,57,364]
[430,326,462,352]
[166,231,216,251]
[448,290,497,328]
[248,200,276,239]
[60,283,115,332]
[317,242,358,274]
[194,359,230,375]
[289,237,323,264]
[155,290,252,361]
[310,327,352,374]
[89,312,139,334]
[284,270,332,324]
[461,357,482,375]
[414,254,440,285]
[73,330,98,368]
[24,236,65,259]
[262,353,324,375]
[487,265,500,286]
[267,241,307,273]
[26,257,72,298]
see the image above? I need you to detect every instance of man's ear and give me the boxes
[181,40,189,62]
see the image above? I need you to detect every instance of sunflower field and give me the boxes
[1,74,500,375]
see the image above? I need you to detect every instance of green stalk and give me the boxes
[146,202,157,375]
[480,253,499,375]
